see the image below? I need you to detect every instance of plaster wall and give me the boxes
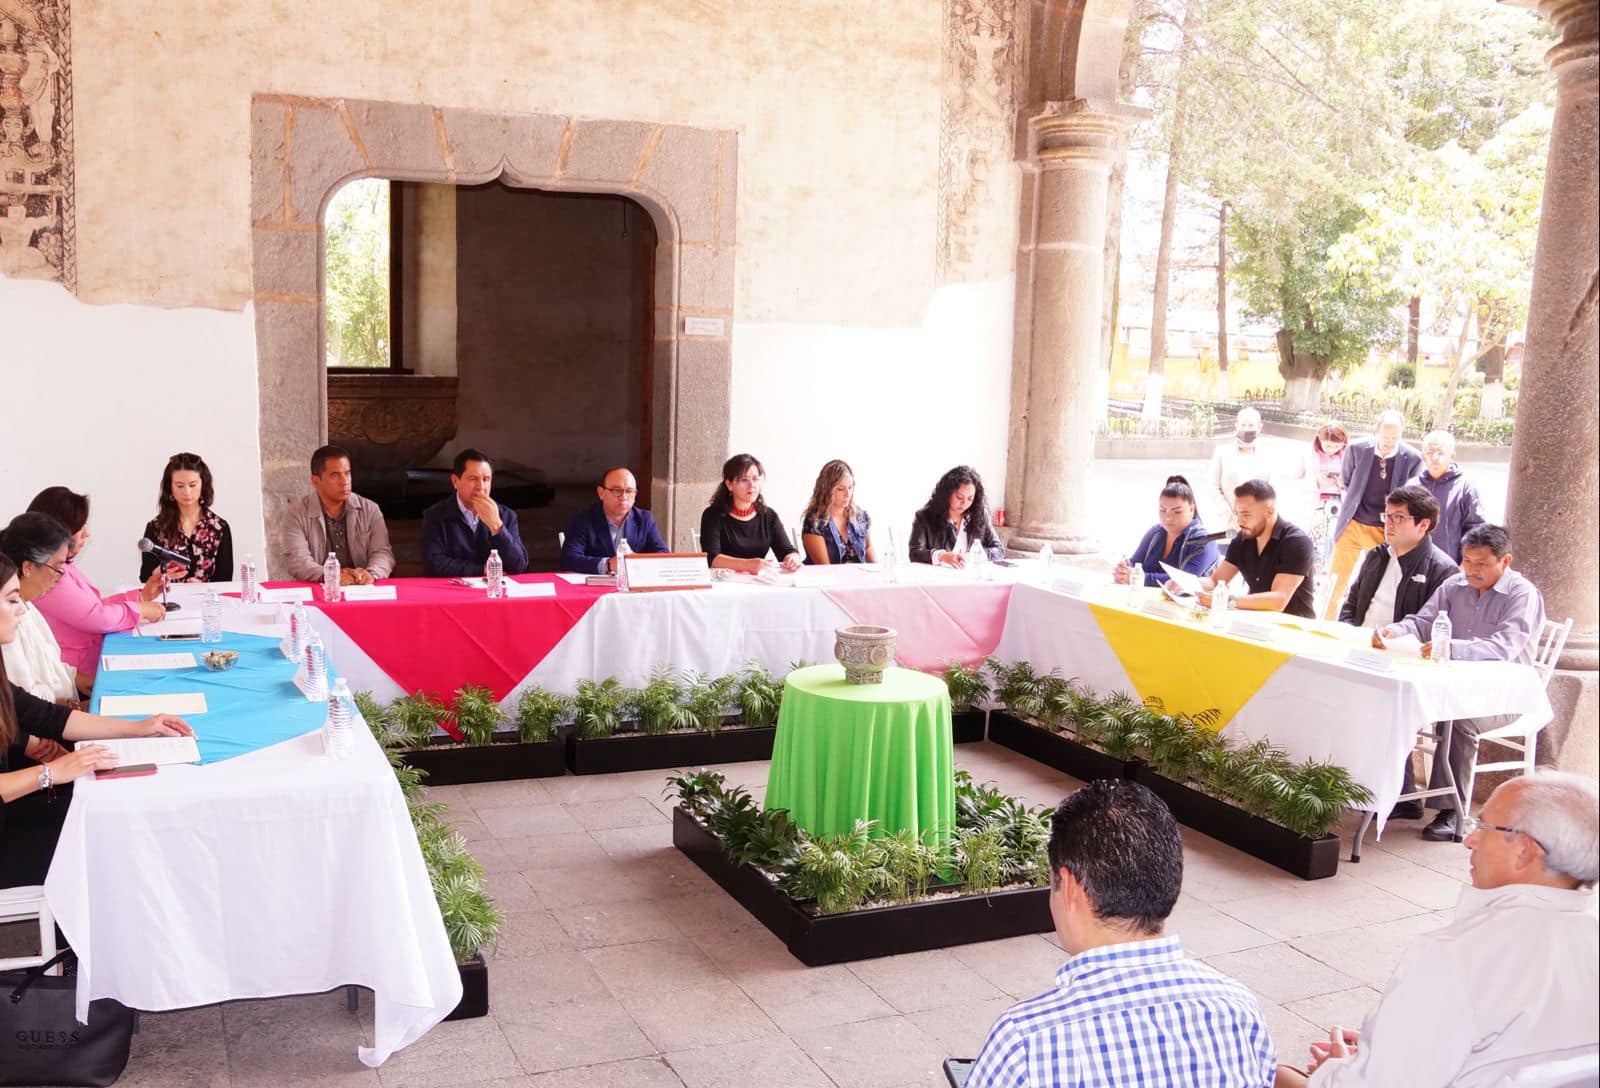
[0,279,268,592]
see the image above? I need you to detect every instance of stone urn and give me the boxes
[833,625,898,684]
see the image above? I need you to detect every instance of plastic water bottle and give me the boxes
[304,634,328,700]
[1211,581,1230,624]
[287,601,308,660]
[614,537,632,592]
[325,677,354,759]
[322,552,342,603]
[201,589,223,643]
[883,535,900,584]
[240,556,260,605]
[1039,543,1053,572]
[1129,562,1144,597]
[1431,613,1452,664]
[485,548,504,599]
[968,542,987,579]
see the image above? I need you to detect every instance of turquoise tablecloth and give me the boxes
[93,632,332,764]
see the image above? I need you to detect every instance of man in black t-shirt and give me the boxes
[1197,479,1317,619]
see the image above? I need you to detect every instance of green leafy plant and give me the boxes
[987,658,1049,721]
[875,829,946,902]
[942,660,991,714]
[1272,760,1375,839]
[389,691,448,749]
[451,685,502,747]
[953,825,1009,893]
[514,684,572,743]
[633,666,691,735]
[735,661,783,728]
[353,690,389,735]
[664,768,729,818]
[432,870,504,963]
[1076,690,1142,759]
[682,671,738,733]
[781,821,882,914]
[573,677,630,739]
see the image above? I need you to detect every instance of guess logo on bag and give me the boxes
[14,1026,86,1049]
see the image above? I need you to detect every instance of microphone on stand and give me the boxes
[139,539,195,612]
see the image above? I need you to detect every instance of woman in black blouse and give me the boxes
[0,555,194,888]
[139,451,234,583]
[908,465,1006,566]
[699,454,803,574]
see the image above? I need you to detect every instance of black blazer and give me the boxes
[907,509,1005,564]
[1338,539,1458,626]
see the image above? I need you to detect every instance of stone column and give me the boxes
[1504,0,1598,778]
[1007,101,1135,555]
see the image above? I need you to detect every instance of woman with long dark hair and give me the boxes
[0,554,195,888]
[699,454,803,574]
[800,459,876,565]
[1114,475,1221,587]
[908,465,1004,566]
[140,451,234,583]
[29,486,166,678]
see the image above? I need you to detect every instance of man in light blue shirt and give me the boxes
[968,780,1276,1088]
[1384,523,1548,841]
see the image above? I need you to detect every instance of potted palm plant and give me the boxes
[984,662,1141,783]
[939,661,991,743]
[566,665,781,774]
[384,684,566,785]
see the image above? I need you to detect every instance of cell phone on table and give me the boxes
[95,763,157,780]
[158,633,200,641]
[943,1058,975,1087]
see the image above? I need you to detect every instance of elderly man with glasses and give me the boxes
[560,467,670,574]
[1275,770,1599,1087]
[1407,429,1486,563]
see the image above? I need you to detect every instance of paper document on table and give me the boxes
[554,573,591,585]
[1376,630,1424,659]
[258,586,314,603]
[454,577,489,589]
[134,616,202,638]
[339,584,397,601]
[102,652,197,671]
[99,692,208,716]
[504,581,556,599]
[1160,564,1207,596]
[96,735,201,767]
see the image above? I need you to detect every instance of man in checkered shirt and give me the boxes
[968,780,1277,1087]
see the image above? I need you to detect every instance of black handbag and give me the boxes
[0,951,134,1087]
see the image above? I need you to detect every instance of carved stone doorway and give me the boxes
[249,96,737,576]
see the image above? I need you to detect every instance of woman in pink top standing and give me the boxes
[26,487,167,677]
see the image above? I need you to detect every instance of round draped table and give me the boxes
[763,664,955,844]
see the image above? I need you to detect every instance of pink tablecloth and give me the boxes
[821,583,1014,670]
[265,576,611,733]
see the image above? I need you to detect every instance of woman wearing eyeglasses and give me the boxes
[559,466,670,574]
[0,513,90,710]
[137,451,234,583]
[1113,475,1222,587]
[26,486,166,680]
[700,454,802,574]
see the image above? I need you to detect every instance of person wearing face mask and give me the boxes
[699,454,803,574]
[800,459,877,565]
[1324,410,1422,620]
[138,451,234,583]
[1209,408,1266,533]
[1113,476,1221,587]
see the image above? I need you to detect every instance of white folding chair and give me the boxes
[0,885,59,973]
[1460,616,1574,806]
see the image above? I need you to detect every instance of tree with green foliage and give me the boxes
[323,179,390,369]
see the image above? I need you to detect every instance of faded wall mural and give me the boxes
[938,0,1019,282]
[0,0,71,289]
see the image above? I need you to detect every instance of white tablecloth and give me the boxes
[994,582,1554,832]
[44,725,462,1066]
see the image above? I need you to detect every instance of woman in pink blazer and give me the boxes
[26,487,167,677]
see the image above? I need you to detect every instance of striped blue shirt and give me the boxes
[968,936,1277,1088]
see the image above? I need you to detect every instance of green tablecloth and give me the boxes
[764,664,955,845]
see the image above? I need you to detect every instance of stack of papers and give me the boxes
[95,735,202,767]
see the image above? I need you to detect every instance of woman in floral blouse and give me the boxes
[138,452,234,583]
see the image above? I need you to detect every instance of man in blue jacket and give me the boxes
[420,448,530,577]
[1323,410,1421,619]
[1408,430,1485,562]
[560,467,669,574]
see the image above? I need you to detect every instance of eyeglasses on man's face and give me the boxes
[1460,813,1546,853]
[604,487,639,498]
[1381,513,1414,525]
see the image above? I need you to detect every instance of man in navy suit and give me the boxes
[420,448,530,577]
[560,467,669,574]
[1323,410,1421,619]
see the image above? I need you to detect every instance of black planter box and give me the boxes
[986,711,1136,784]
[1131,764,1341,881]
[445,955,488,1021]
[951,708,987,744]
[401,732,566,786]
[672,807,1053,966]
[567,725,778,775]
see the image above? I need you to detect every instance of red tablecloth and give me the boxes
[265,576,611,734]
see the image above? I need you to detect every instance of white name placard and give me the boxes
[621,552,714,592]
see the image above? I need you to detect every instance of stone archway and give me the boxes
[248,96,736,575]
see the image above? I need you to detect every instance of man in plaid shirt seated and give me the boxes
[968,780,1277,1087]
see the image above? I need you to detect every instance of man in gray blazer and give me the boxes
[277,445,395,583]
[1323,410,1421,619]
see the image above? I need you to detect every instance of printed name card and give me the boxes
[620,552,713,592]
[258,586,315,603]
[339,584,398,601]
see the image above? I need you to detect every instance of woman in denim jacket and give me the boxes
[800,459,876,564]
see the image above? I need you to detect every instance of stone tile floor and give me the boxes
[4,743,1470,1088]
